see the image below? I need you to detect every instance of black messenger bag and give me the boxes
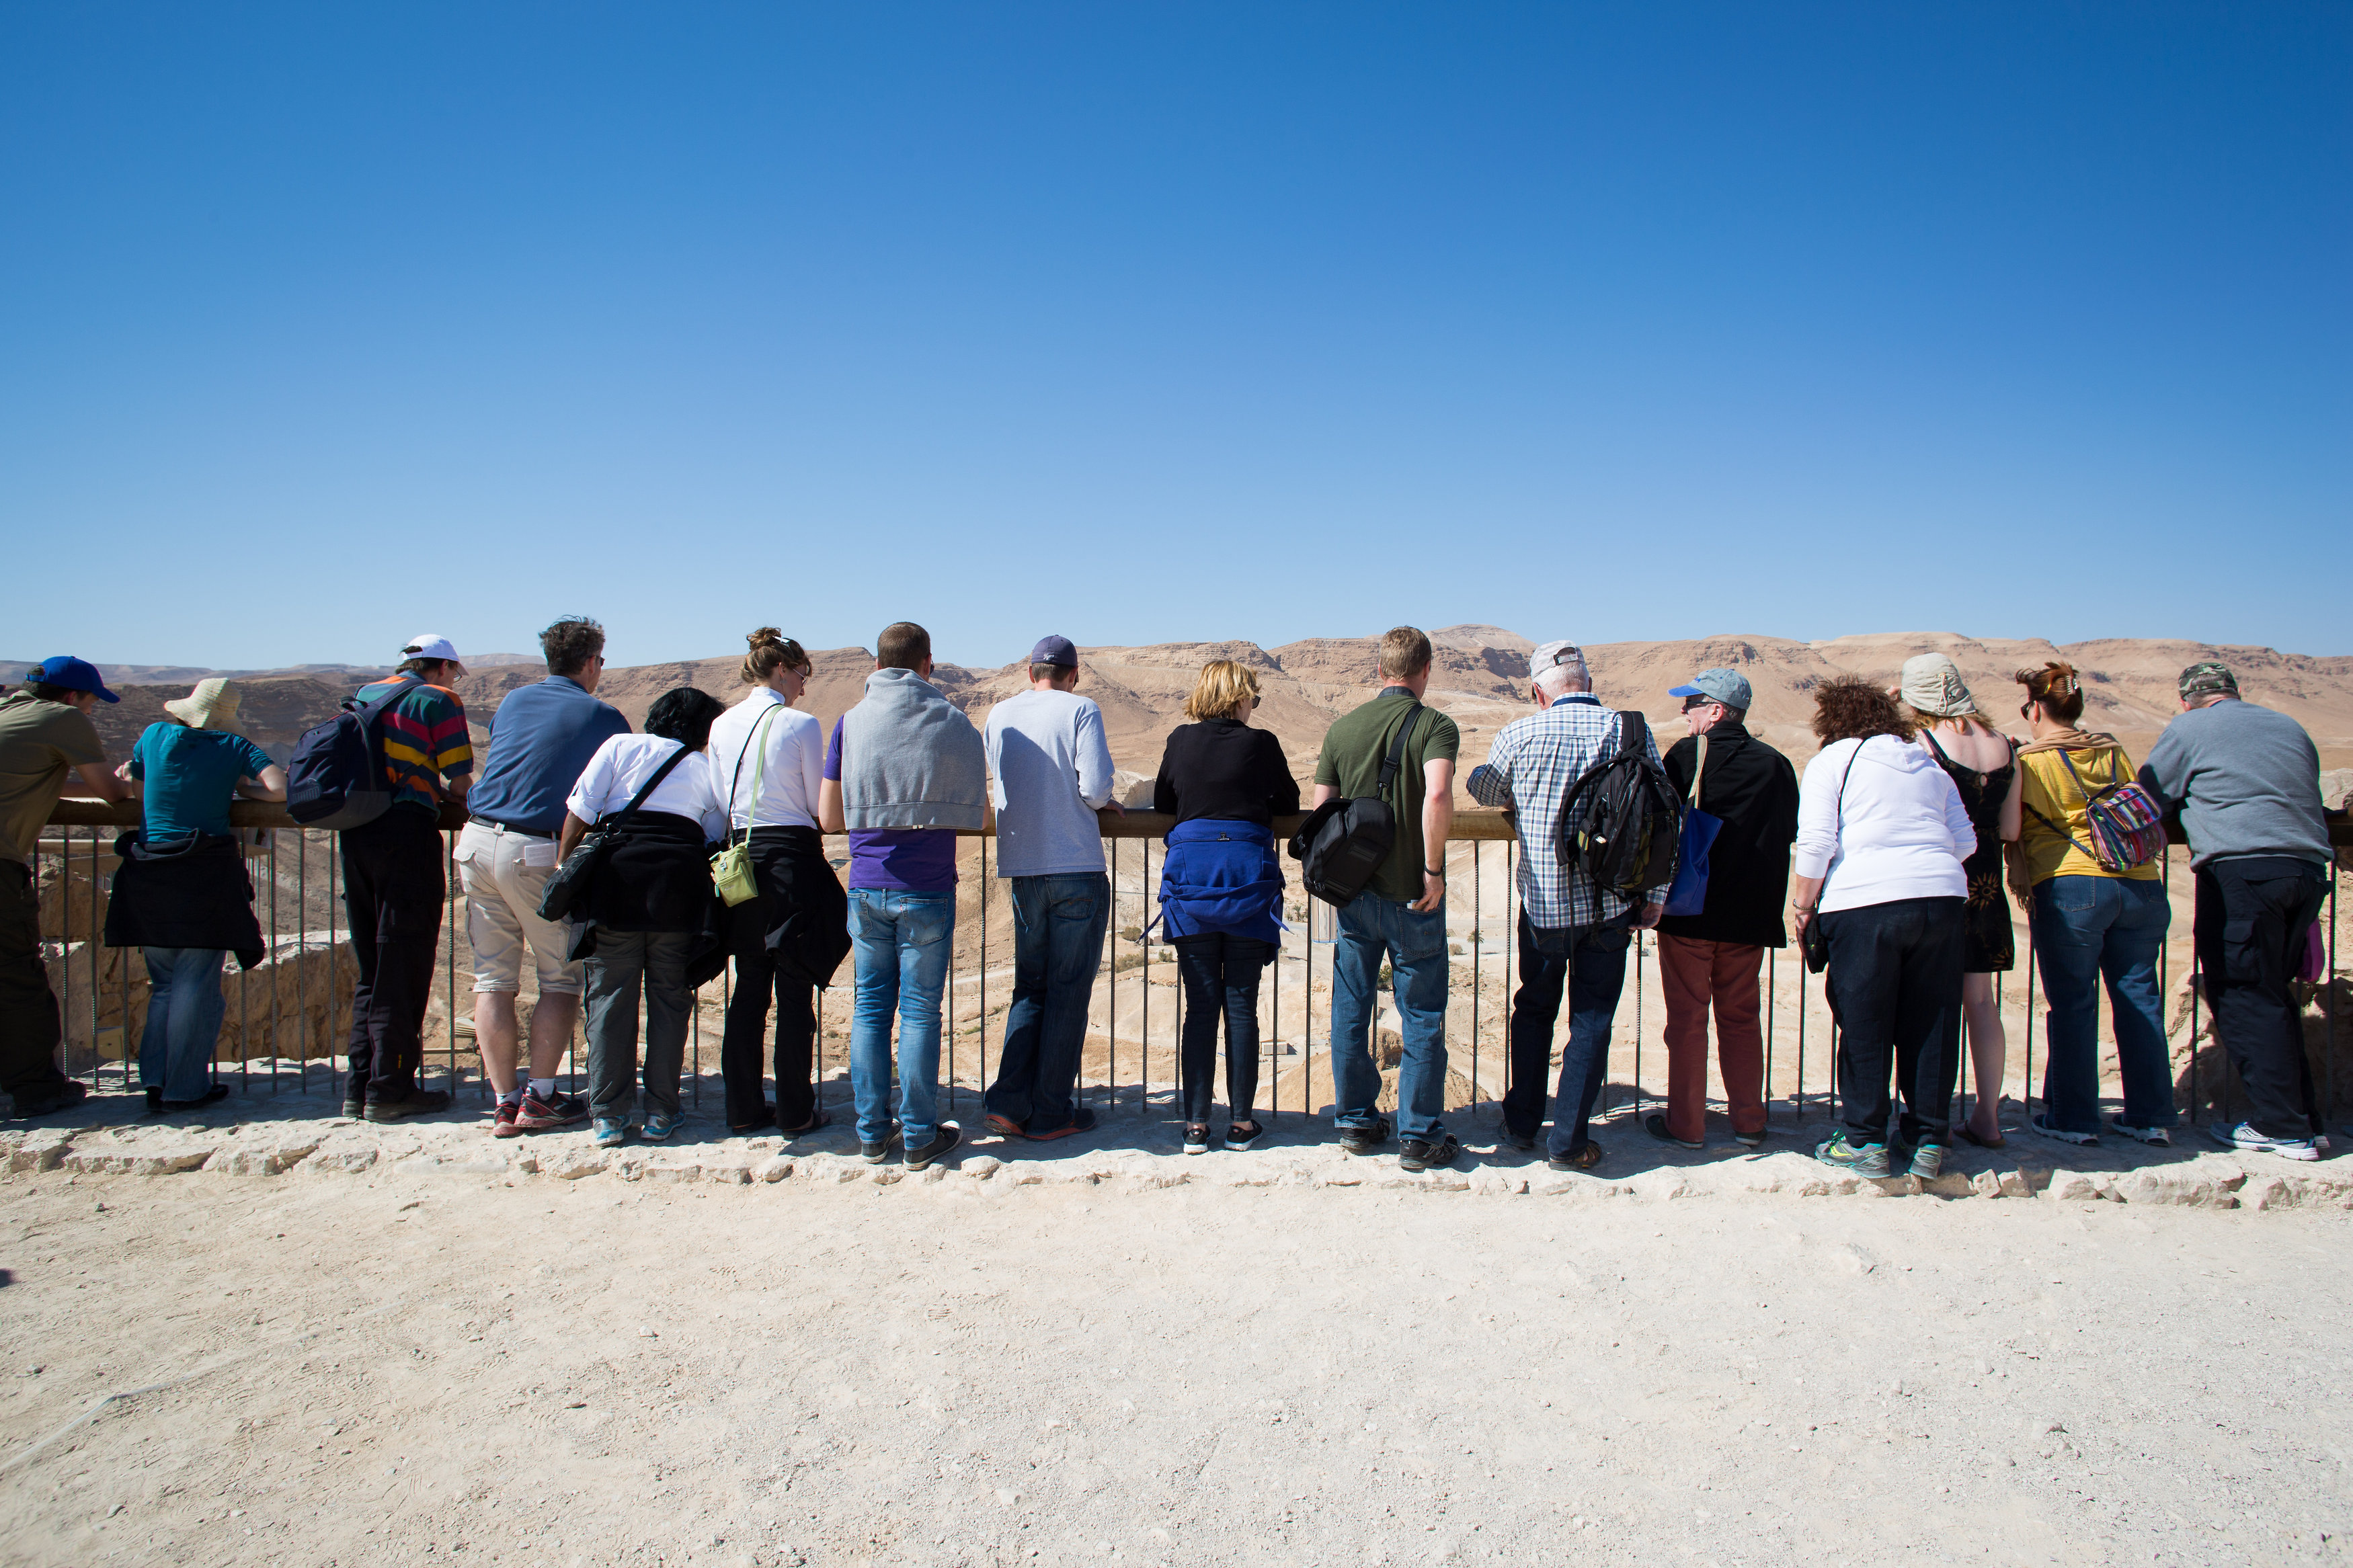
[1287,702,1428,908]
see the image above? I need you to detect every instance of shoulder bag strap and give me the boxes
[1820,738,1865,896]
[603,742,694,829]
[726,704,783,845]
[1375,702,1425,796]
[1687,732,1710,808]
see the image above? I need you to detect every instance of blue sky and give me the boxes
[3,3,2346,669]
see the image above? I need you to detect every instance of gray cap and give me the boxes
[1529,640,1589,684]
[1669,667,1751,710]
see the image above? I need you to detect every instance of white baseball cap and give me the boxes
[401,634,467,677]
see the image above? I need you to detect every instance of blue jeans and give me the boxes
[1328,892,1449,1141]
[986,873,1109,1133]
[2032,875,2174,1134]
[141,946,226,1103]
[848,889,954,1147]
[1503,916,1632,1159]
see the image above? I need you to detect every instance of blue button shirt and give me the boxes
[463,676,632,837]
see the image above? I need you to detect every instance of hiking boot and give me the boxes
[161,1084,231,1113]
[491,1100,522,1138]
[10,1080,87,1119]
[1027,1107,1097,1142]
[1814,1131,1888,1177]
[1337,1116,1391,1156]
[904,1125,961,1171]
[1398,1134,1460,1173]
[1642,1112,1703,1151]
[364,1089,452,1123]
[515,1089,588,1132]
[2109,1117,2171,1147]
[2208,1120,2319,1161]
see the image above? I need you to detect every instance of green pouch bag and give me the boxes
[710,704,781,907]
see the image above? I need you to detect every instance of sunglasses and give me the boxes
[1681,694,1718,712]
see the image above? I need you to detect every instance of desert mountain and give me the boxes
[46,626,2353,784]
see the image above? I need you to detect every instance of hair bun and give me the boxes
[748,626,783,648]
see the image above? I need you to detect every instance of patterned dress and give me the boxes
[1921,730,2016,974]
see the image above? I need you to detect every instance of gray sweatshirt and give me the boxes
[836,668,987,831]
[2137,699,2330,870]
[984,688,1115,878]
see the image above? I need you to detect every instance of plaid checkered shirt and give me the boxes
[1466,693,1671,930]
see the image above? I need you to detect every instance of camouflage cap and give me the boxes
[2178,661,2239,700]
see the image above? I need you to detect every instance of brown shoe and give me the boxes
[364,1089,453,1123]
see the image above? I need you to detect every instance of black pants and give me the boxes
[1174,933,1274,1125]
[1502,914,1632,1157]
[1821,896,1964,1147]
[2196,855,2328,1139]
[1,860,71,1097]
[721,827,826,1130]
[340,809,444,1100]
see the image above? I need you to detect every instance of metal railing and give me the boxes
[35,798,2349,1137]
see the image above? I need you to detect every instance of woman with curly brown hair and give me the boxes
[2009,661,2173,1148]
[1791,675,1975,1178]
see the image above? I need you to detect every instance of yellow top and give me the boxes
[2018,743,2162,884]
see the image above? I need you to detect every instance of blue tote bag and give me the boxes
[1661,732,1722,918]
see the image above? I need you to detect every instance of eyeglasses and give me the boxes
[1681,694,1716,713]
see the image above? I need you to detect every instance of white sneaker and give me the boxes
[2108,1118,2172,1147]
[2207,1120,2319,1161]
[2028,1114,2098,1146]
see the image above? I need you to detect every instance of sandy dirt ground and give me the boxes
[3,1156,2349,1568]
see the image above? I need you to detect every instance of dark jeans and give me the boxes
[2031,875,2173,1134]
[720,828,826,1130]
[586,929,693,1120]
[1,859,71,1098]
[141,946,227,1102]
[986,873,1110,1133]
[1174,932,1275,1126]
[1504,913,1632,1160]
[2195,855,2328,1139]
[340,809,444,1101]
[1821,896,1964,1148]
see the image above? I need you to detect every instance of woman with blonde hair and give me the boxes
[2009,661,2174,1147]
[1150,659,1300,1154]
[1895,653,2022,1147]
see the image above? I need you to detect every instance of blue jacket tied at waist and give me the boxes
[1156,819,1285,944]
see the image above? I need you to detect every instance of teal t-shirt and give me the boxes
[130,723,275,839]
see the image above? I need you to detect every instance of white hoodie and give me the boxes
[1794,735,1975,913]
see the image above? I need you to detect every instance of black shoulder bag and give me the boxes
[536,743,695,923]
[1287,702,1427,908]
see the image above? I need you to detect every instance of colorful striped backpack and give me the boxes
[2026,747,2169,872]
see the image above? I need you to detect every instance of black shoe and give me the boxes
[161,1084,231,1113]
[904,1125,961,1171]
[1547,1141,1605,1173]
[364,1089,452,1122]
[10,1080,88,1119]
[860,1125,904,1164]
[340,1089,364,1119]
[1398,1134,1460,1173]
[1643,1112,1704,1151]
[1337,1116,1391,1156]
[1499,1128,1536,1153]
[145,1085,165,1116]
[730,1102,776,1134]
[1027,1106,1097,1142]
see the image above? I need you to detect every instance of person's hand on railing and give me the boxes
[1633,901,1664,930]
[1099,798,1127,817]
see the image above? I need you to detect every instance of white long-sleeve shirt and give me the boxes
[1794,735,1974,912]
[984,688,1115,878]
[707,688,826,833]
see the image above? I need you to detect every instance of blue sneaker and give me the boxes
[641,1110,678,1143]
[1814,1131,1889,1177]
[593,1118,627,1148]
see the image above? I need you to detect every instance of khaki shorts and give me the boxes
[454,820,582,997]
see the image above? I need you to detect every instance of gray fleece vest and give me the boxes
[837,667,988,831]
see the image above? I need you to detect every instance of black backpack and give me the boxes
[1555,709,1683,898]
[1287,702,1428,908]
[284,679,423,829]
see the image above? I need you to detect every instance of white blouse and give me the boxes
[1794,735,1975,913]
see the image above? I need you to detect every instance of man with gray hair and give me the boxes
[2139,660,2333,1159]
[1468,640,1669,1171]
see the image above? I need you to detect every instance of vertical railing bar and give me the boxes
[87,825,100,1087]
[1632,929,1644,1120]
[1765,949,1776,1124]
[446,826,458,1096]
[1471,840,1480,1113]
[2024,910,2036,1130]
[1795,952,1807,1128]
[267,832,280,1104]
[1142,837,1150,1124]
[294,831,307,1101]
[325,837,337,1102]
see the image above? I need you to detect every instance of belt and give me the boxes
[467,815,553,839]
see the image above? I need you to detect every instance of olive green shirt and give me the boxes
[0,691,106,866]
[1312,687,1461,904]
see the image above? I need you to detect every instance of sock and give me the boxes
[529,1077,557,1100]
[497,1087,524,1108]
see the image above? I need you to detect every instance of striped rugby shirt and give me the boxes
[353,675,473,815]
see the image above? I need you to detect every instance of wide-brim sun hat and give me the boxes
[163,677,243,732]
[1900,653,1976,718]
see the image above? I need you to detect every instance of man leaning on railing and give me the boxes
[0,656,131,1120]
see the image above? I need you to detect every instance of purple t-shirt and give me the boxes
[825,718,959,893]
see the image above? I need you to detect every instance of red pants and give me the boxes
[1657,935,1766,1142]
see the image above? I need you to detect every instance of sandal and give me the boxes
[1953,1124,2006,1150]
[775,1110,831,1138]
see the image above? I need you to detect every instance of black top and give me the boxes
[1655,722,1802,950]
[1153,719,1300,826]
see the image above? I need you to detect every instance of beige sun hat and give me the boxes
[1899,653,1976,718]
[163,677,243,733]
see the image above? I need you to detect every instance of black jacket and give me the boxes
[1153,720,1300,826]
[1656,723,1800,950]
[745,824,852,990]
[103,831,266,968]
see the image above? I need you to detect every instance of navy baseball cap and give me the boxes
[1027,635,1078,669]
[27,656,118,703]
[1669,667,1751,710]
